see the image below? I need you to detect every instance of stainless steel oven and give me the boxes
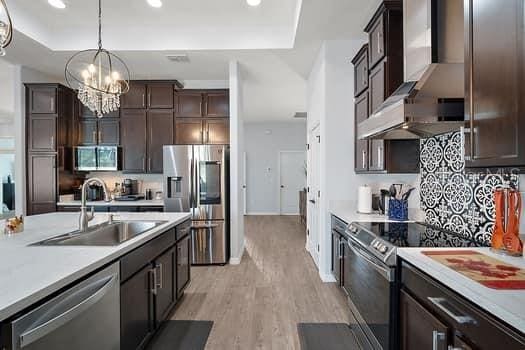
[344,236,396,350]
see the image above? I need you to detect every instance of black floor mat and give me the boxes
[297,323,361,350]
[147,320,213,350]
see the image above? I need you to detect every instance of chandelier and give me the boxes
[0,0,13,57]
[65,0,130,118]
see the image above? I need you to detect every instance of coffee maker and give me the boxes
[122,179,138,196]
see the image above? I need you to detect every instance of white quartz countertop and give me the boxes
[329,200,423,224]
[0,212,190,322]
[57,199,164,207]
[398,247,525,334]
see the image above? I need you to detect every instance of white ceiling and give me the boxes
[1,0,381,122]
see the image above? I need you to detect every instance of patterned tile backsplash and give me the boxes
[420,132,520,245]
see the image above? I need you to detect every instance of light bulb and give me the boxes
[147,0,162,8]
[105,75,112,85]
[111,71,120,80]
[246,0,261,6]
[81,70,90,80]
[88,64,96,73]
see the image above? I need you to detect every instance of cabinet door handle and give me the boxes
[377,31,382,54]
[199,102,202,116]
[377,147,382,168]
[50,136,54,148]
[148,93,151,107]
[92,131,97,144]
[427,297,476,325]
[432,331,446,350]
[156,263,163,289]
[150,268,158,295]
[148,157,151,171]
[362,150,366,169]
[98,131,102,143]
[206,130,210,143]
[142,93,145,107]
[363,66,367,86]
[200,130,204,144]
[142,157,146,171]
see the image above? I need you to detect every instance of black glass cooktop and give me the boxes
[358,222,490,248]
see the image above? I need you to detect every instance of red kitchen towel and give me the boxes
[422,250,525,290]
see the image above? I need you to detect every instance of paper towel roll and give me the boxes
[358,185,373,214]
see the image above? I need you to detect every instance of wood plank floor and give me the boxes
[172,215,353,350]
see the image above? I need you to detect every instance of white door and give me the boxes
[279,151,306,215]
[307,126,320,266]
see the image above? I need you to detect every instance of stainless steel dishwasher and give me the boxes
[1,262,120,350]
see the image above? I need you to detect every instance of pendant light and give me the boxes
[0,0,13,56]
[65,0,130,118]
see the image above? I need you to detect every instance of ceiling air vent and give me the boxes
[166,54,190,63]
[294,112,307,119]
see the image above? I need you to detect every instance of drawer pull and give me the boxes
[432,330,446,350]
[428,297,476,325]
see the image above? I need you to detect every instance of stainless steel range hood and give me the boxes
[358,0,464,140]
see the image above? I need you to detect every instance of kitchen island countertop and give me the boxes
[0,212,190,322]
[57,199,164,207]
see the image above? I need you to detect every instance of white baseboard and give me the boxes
[229,256,242,265]
[280,212,300,216]
[319,272,336,283]
[245,212,280,216]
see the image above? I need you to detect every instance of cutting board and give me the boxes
[422,250,525,290]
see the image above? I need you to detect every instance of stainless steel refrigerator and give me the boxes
[163,145,230,265]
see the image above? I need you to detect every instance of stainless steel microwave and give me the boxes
[74,146,121,171]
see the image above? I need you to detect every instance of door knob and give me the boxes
[280,185,285,188]
[309,199,316,204]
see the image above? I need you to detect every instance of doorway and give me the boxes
[279,151,306,215]
[307,125,320,266]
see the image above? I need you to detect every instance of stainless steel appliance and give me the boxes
[163,145,229,265]
[343,222,486,350]
[1,263,120,350]
[357,0,465,140]
[74,146,120,171]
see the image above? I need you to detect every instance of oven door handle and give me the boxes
[347,240,393,282]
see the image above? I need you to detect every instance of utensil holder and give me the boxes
[388,199,408,221]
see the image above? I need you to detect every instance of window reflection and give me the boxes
[0,138,15,220]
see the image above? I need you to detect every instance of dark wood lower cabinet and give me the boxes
[400,290,449,350]
[154,248,175,324]
[176,234,191,298]
[120,221,191,350]
[120,264,154,350]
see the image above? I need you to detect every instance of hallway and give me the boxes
[171,215,352,349]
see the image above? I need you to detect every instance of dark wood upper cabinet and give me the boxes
[177,91,203,118]
[364,1,403,70]
[355,92,369,173]
[465,0,525,168]
[205,91,229,117]
[147,84,174,109]
[78,118,98,146]
[352,44,369,98]
[121,82,147,109]
[400,290,449,350]
[147,110,174,173]
[205,119,230,145]
[28,116,57,152]
[369,60,387,114]
[121,109,147,173]
[175,119,204,145]
[98,118,120,145]
[27,154,57,215]
[29,86,57,114]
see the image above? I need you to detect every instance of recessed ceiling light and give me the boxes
[147,0,162,8]
[246,0,261,7]
[48,0,66,9]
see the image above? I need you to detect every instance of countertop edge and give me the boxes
[397,248,525,335]
[0,213,191,323]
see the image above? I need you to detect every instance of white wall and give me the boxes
[229,61,245,264]
[307,40,419,281]
[244,121,306,214]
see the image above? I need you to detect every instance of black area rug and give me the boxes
[297,323,361,350]
[147,320,213,350]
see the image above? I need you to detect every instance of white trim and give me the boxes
[280,213,300,216]
[229,257,242,265]
[245,212,280,216]
[319,272,337,283]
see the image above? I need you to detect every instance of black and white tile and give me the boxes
[420,132,520,245]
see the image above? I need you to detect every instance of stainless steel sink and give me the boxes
[34,220,167,246]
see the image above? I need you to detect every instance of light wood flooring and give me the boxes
[172,215,352,349]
